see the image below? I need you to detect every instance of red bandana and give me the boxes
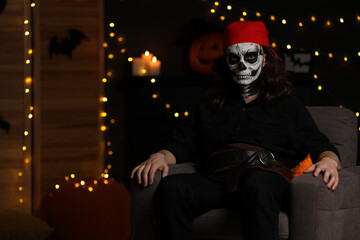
[223,21,278,58]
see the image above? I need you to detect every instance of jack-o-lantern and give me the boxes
[189,33,224,75]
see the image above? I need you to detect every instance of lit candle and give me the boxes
[141,51,153,65]
[149,56,161,76]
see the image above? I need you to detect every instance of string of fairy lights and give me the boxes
[19,0,35,212]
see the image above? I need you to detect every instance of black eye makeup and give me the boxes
[227,53,240,65]
[244,52,258,63]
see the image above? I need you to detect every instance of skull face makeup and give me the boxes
[226,42,264,97]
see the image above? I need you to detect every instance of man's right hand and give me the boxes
[130,151,171,187]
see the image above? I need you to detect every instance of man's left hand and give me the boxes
[303,151,341,191]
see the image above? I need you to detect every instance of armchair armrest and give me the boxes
[290,166,360,240]
[130,163,198,240]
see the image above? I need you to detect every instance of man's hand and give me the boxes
[303,151,341,191]
[130,150,175,187]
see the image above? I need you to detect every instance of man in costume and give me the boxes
[131,21,341,240]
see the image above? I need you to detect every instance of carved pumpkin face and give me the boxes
[189,33,224,75]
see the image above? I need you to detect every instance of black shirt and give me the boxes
[162,93,339,168]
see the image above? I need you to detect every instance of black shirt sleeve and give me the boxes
[286,96,340,162]
[161,103,199,164]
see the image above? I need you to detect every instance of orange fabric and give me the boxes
[291,154,313,177]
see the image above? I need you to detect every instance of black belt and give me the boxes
[205,149,292,193]
[206,149,292,173]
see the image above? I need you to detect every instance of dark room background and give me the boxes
[103,0,360,187]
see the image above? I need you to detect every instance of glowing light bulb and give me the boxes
[103,42,108,48]
[22,146,27,151]
[18,172,23,177]
[298,22,303,27]
[107,164,112,169]
[107,71,112,77]
[70,174,75,178]
[313,74,318,79]
[94,180,98,185]
[314,51,319,56]
[311,16,316,22]
[344,56,348,61]
[184,111,189,117]
[328,52,333,58]
[80,180,85,186]
[339,18,344,23]
[256,12,261,17]
[270,15,276,21]
[220,16,225,21]
[25,31,30,36]
[150,78,156,83]
[109,22,115,27]
[118,36,124,42]
[18,187,23,191]
[104,174,109,179]
[239,17,245,21]
[75,183,80,188]
[88,187,94,192]
[210,8,215,13]
[102,77,107,83]
[128,57,133,62]
[356,112,359,117]
[145,51,150,56]
[282,19,286,24]
[24,20,29,24]
[30,3,35,7]
[152,94,158,99]
[28,49,33,55]
[19,198,24,204]
[214,1,219,6]
[101,125,107,131]
[104,179,109,184]
[108,53,114,59]
[55,184,60,189]
[25,88,30,93]
[26,59,30,64]
[152,56,157,63]
[358,52,360,57]
[108,150,113,155]
[242,11,247,16]
[317,85,322,91]
[227,5,232,10]
[165,103,171,109]
[109,32,115,37]
[100,112,107,117]
[101,97,108,102]
[174,112,180,118]
[25,77,32,84]
[286,44,292,49]
[271,42,276,48]
[65,176,69,181]
[326,20,331,26]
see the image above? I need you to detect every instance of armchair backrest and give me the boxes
[307,106,358,168]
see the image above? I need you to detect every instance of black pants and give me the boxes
[154,168,290,240]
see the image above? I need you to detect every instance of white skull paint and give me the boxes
[226,43,264,87]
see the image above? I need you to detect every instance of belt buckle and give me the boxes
[257,150,277,167]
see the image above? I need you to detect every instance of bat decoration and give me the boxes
[0,0,7,14]
[0,114,10,133]
[49,29,89,58]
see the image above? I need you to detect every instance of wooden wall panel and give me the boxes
[0,0,103,213]
[0,0,28,210]
[37,0,104,202]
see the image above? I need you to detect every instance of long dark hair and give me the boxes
[207,46,292,111]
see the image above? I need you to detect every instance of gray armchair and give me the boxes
[131,106,360,240]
